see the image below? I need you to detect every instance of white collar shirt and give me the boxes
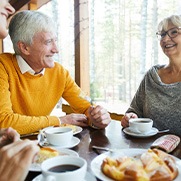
[16,55,45,76]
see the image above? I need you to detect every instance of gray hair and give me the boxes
[9,10,57,54]
[157,15,181,32]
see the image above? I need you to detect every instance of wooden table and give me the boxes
[25,120,181,181]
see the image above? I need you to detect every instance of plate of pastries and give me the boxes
[91,148,181,181]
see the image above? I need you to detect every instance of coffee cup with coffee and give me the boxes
[129,118,153,133]
[41,156,87,181]
[45,127,73,146]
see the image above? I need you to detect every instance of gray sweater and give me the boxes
[126,64,181,136]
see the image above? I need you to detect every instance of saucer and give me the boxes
[73,125,83,135]
[123,127,158,138]
[44,136,80,149]
[32,171,97,181]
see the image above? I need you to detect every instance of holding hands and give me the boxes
[59,105,111,129]
[87,105,111,129]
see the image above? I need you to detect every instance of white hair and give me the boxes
[9,10,57,54]
[157,15,181,32]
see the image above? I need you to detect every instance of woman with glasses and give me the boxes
[121,15,181,136]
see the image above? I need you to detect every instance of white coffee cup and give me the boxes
[45,127,73,146]
[41,156,87,181]
[129,118,153,133]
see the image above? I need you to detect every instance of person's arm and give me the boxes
[62,76,111,128]
[61,71,111,128]
[0,139,39,181]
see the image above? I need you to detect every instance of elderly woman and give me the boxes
[121,15,181,136]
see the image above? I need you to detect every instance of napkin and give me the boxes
[150,134,180,153]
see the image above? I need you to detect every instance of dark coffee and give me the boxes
[48,164,80,172]
[136,120,151,123]
[53,131,64,134]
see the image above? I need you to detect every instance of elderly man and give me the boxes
[0,10,111,134]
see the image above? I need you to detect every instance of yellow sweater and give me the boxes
[0,53,90,134]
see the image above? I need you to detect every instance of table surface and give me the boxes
[25,120,181,181]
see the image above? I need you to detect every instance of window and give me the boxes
[3,0,181,115]
[88,0,181,113]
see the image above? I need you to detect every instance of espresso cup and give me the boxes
[45,127,73,146]
[41,156,87,181]
[129,118,153,133]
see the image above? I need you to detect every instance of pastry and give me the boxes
[101,148,178,181]
[36,147,59,163]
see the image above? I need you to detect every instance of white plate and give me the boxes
[123,127,158,137]
[91,148,181,181]
[32,171,97,181]
[30,148,79,172]
[43,136,80,149]
[73,125,83,135]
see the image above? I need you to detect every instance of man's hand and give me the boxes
[60,114,88,127]
[87,105,111,129]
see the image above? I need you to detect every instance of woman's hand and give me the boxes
[121,112,138,128]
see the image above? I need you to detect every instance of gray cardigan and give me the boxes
[126,64,181,136]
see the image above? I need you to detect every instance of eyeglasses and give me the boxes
[156,27,181,40]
